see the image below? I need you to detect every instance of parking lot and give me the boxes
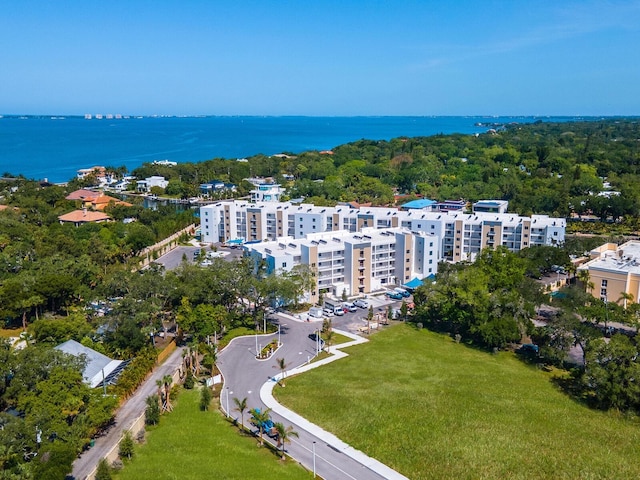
[153,243,243,270]
[316,293,411,334]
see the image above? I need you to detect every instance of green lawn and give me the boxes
[326,331,352,346]
[276,324,640,480]
[114,389,311,480]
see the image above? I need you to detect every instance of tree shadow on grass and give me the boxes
[550,371,593,409]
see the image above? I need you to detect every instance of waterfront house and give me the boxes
[136,176,169,193]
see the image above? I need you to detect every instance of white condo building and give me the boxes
[246,227,439,299]
[200,200,565,262]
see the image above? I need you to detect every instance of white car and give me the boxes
[343,302,358,312]
[200,259,213,267]
[353,299,369,309]
[322,308,334,317]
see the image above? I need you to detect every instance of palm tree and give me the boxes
[577,269,593,293]
[273,422,299,460]
[618,291,634,310]
[324,330,334,352]
[162,374,173,412]
[273,357,289,387]
[233,397,248,431]
[249,407,272,446]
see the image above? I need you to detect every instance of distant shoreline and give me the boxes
[0,115,629,183]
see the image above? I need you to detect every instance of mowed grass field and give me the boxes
[114,389,311,480]
[276,324,640,480]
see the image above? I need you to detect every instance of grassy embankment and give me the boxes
[114,389,311,480]
[276,324,640,480]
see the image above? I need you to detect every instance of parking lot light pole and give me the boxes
[312,441,316,478]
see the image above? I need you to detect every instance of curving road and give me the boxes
[217,315,408,480]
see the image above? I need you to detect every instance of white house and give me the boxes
[137,176,169,193]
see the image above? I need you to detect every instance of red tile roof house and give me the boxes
[58,209,111,227]
[65,189,131,211]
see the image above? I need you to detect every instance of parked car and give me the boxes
[516,343,539,356]
[394,287,411,298]
[343,302,357,312]
[322,308,334,317]
[353,299,369,309]
[385,291,403,300]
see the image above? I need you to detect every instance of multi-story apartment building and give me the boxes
[578,241,640,306]
[246,227,439,299]
[200,201,565,261]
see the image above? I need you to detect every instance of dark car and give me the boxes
[516,343,539,356]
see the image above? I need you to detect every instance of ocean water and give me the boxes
[0,115,585,183]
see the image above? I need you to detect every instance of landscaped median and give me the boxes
[274,323,640,480]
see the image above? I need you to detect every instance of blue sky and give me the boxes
[1,0,639,115]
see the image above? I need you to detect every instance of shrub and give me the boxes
[95,458,112,480]
[184,370,195,389]
[119,431,135,460]
[145,395,160,425]
[200,387,212,411]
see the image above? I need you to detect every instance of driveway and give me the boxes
[217,314,408,480]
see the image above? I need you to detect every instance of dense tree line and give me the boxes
[128,119,640,223]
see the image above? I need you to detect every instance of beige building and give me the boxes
[578,241,640,306]
[245,227,439,300]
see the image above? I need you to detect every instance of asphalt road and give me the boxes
[217,315,401,480]
[71,345,186,480]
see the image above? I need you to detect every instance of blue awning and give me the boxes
[403,277,423,289]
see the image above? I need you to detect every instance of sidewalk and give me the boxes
[261,329,410,480]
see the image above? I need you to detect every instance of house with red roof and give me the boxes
[58,209,111,227]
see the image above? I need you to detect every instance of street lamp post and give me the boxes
[312,441,316,478]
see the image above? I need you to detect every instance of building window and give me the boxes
[282,262,287,268]
[406,267,410,272]
[601,279,608,287]
[600,288,607,297]
[553,232,558,236]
